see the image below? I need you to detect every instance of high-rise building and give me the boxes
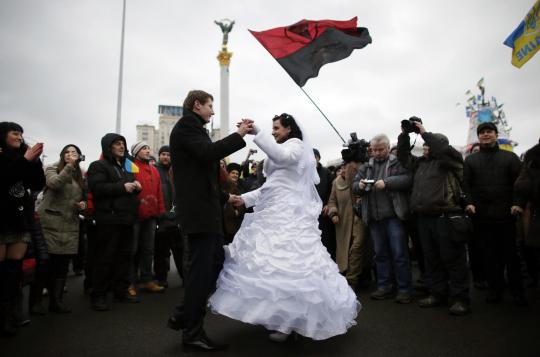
[136,105,183,155]
[157,105,183,150]
[136,124,157,155]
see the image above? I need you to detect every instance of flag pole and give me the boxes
[298,86,346,143]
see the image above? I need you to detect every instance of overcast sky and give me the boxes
[1,0,538,167]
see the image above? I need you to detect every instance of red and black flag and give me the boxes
[250,17,372,87]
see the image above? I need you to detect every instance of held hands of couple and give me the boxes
[236,119,258,136]
[24,142,44,162]
[228,194,244,207]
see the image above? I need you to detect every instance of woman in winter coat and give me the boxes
[0,122,45,336]
[327,162,368,291]
[37,144,86,313]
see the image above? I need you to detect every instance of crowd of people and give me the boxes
[1,93,539,350]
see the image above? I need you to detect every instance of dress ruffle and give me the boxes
[209,187,360,340]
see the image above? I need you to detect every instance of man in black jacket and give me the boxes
[397,122,470,315]
[314,148,337,260]
[463,122,526,305]
[167,90,252,351]
[153,145,184,288]
[87,133,140,311]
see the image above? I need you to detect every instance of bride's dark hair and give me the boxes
[272,113,303,140]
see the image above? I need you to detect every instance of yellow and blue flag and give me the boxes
[504,0,540,68]
[498,138,514,152]
[124,158,139,173]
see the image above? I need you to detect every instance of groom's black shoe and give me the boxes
[183,331,229,352]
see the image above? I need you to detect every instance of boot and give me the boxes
[14,288,30,326]
[1,259,23,336]
[0,302,17,336]
[29,282,47,315]
[30,263,48,315]
[49,278,71,313]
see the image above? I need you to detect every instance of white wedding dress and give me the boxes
[208,130,360,340]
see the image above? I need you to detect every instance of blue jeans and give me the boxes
[369,217,412,293]
[131,218,157,283]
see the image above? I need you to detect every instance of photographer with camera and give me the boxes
[353,134,413,304]
[397,118,470,315]
[37,144,87,314]
[240,149,258,192]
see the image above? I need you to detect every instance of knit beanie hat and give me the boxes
[131,141,149,157]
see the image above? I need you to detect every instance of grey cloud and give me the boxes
[0,0,538,168]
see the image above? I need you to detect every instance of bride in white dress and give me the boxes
[208,113,360,341]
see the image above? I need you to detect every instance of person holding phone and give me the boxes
[37,144,86,313]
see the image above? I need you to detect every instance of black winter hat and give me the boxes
[159,145,170,155]
[226,162,242,173]
[476,122,498,136]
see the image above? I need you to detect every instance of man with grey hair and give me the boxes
[353,133,413,303]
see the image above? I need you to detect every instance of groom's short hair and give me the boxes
[183,90,214,111]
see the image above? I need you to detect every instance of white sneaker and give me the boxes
[268,331,290,342]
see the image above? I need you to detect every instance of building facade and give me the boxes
[136,105,183,156]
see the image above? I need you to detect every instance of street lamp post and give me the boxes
[115,0,127,134]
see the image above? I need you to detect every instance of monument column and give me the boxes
[215,19,234,139]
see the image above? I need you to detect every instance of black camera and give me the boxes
[79,154,86,162]
[401,116,423,134]
[341,132,370,163]
[363,179,375,191]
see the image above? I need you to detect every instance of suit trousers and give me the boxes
[172,232,224,340]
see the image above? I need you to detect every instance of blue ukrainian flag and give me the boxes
[124,158,139,173]
[498,138,514,152]
[504,0,540,68]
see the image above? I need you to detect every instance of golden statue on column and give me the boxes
[215,19,234,65]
